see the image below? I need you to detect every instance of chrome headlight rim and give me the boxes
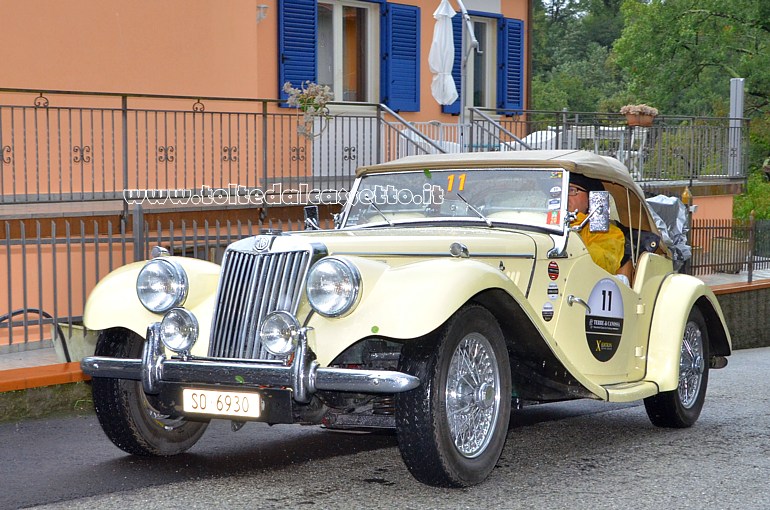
[159,308,199,355]
[306,257,362,318]
[136,258,189,314]
[259,311,301,357]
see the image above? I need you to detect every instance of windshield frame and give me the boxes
[339,167,570,234]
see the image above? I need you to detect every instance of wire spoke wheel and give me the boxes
[396,305,511,487]
[644,307,710,428]
[445,333,501,458]
[678,321,706,409]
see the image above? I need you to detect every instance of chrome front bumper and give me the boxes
[81,323,420,403]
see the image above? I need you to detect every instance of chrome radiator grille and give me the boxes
[208,249,310,360]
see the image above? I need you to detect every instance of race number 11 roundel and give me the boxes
[584,278,624,362]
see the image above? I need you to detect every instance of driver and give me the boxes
[568,174,625,274]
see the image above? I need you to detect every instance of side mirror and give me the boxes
[304,205,320,230]
[588,191,611,233]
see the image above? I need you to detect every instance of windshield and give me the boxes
[342,167,568,232]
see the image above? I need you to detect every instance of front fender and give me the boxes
[83,257,221,338]
[646,273,731,392]
[307,256,534,366]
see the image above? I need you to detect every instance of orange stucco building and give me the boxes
[1,0,531,120]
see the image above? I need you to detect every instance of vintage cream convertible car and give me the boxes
[82,150,731,487]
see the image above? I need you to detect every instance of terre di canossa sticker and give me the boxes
[584,278,624,362]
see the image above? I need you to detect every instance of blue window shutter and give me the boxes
[278,0,317,101]
[442,14,462,115]
[497,18,524,111]
[382,3,420,112]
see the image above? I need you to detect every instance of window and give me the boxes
[279,0,420,111]
[317,0,378,102]
[443,15,525,114]
[468,18,497,108]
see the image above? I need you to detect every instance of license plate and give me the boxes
[182,388,261,419]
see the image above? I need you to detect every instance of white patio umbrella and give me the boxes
[429,0,458,106]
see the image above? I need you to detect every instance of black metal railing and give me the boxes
[0,88,442,207]
[467,108,750,183]
[690,215,770,282]
[1,89,749,208]
[0,214,335,356]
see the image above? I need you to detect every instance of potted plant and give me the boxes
[620,104,659,127]
[283,81,333,139]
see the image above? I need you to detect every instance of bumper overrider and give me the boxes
[81,322,420,419]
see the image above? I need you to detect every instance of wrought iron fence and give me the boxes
[0,89,441,207]
[3,212,768,355]
[466,108,749,183]
[0,214,334,356]
[1,90,750,208]
[689,216,770,281]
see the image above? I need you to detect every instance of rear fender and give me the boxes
[646,273,731,391]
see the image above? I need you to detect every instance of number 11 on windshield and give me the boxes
[446,173,466,192]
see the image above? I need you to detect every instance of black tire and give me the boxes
[91,328,208,456]
[395,305,512,487]
[644,307,710,428]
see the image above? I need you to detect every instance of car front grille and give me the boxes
[208,248,310,360]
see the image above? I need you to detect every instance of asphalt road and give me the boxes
[2,347,768,510]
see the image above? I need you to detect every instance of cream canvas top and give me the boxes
[356,150,658,233]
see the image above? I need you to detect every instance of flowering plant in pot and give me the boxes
[620,104,658,127]
[283,81,333,139]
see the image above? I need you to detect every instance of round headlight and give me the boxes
[306,258,361,317]
[136,259,189,313]
[160,308,198,354]
[260,311,300,357]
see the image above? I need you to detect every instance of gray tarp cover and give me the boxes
[646,195,691,271]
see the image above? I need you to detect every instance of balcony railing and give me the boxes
[0,88,442,207]
[0,89,749,208]
[467,108,750,184]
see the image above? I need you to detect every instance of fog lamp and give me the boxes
[260,311,300,357]
[160,308,198,354]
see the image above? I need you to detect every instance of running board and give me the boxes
[603,381,658,403]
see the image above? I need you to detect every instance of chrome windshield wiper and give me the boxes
[367,202,394,226]
[456,193,492,227]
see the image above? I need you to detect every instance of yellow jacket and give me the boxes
[571,212,626,274]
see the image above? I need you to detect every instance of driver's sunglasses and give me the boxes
[568,185,587,196]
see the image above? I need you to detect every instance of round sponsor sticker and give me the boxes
[584,278,625,362]
[548,261,559,280]
[542,302,554,322]
[547,282,559,300]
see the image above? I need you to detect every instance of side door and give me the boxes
[551,235,646,385]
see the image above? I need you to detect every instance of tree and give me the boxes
[613,0,770,116]
[531,0,627,111]
[534,45,627,112]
